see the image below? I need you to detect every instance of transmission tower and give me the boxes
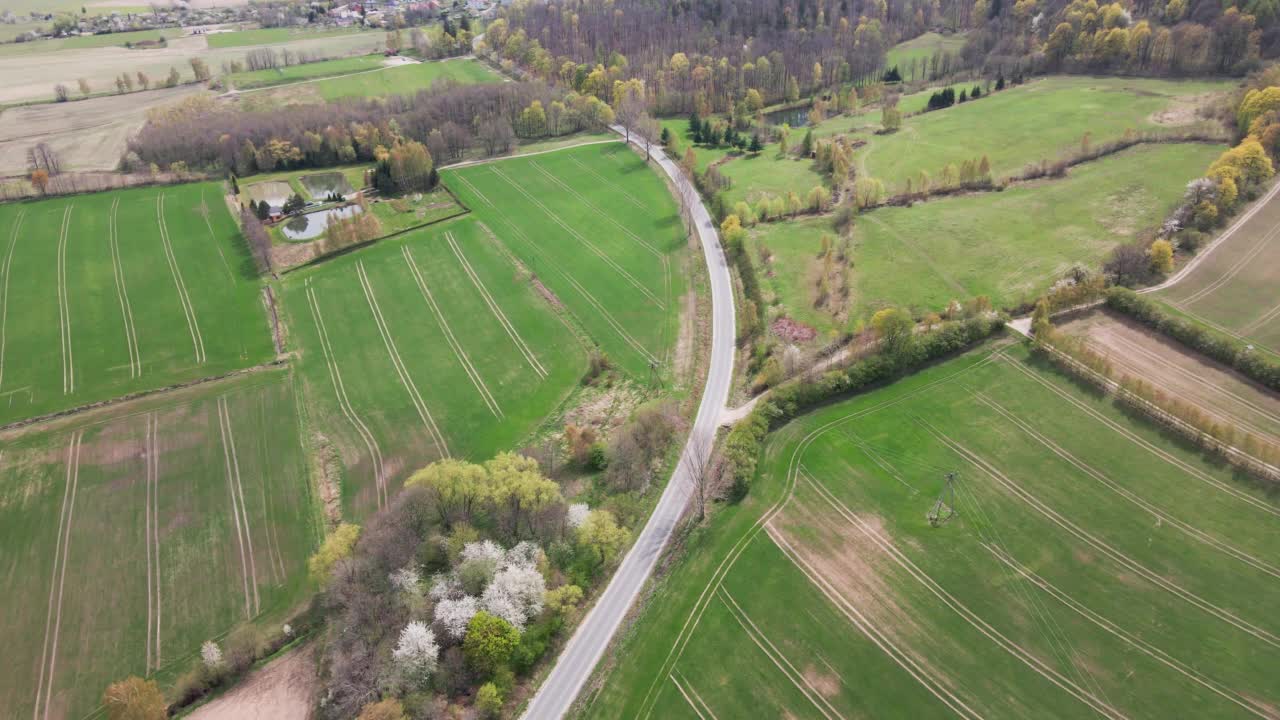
[927,471,958,527]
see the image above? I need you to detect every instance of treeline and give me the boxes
[126,82,615,174]
[487,0,893,116]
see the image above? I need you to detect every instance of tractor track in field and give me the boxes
[672,671,718,720]
[0,207,24,391]
[998,352,1280,519]
[451,172,493,207]
[56,205,74,395]
[1173,216,1280,308]
[921,418,1280,650]
[402,245,502,418]
[304,279,386,509]
[33,430,82,720]
[157,193,206,365]
[108,198,142,380]
[144,412,163,671]
[444,231,547,378]
[217,395,257,619]
[568,154,648,210]
[528,160,665,258]
[717,586,846,720]
[800,469,1127,720]
[973,392,1280,580]
[668,672,709,720]
[488,163,666,309]
[356,261,450,459]
[983,543,1279,720]
[199,191,236,285]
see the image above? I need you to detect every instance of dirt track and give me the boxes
[187,644,317,720]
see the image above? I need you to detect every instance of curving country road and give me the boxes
[521,127,736,719]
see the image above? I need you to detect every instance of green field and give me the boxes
[0,182,276,426]
[312,57,502,100]
[1155,186,1280,356]
[206,27,372,49]
[1,369,319,720]
[748,142,1221,330]
[583,341,1280,719]
[858,75,1230,192]
[228,54,386,90]
[885,31,969,76]
[0,28,183,57]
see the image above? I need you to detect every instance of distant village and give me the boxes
[0,0,508,45]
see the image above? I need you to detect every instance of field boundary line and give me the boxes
[0,207,24,390]
[108,198,142,379]
[668,673,708,720]
[634,351,997,719]
[56,205,74,394]
[451,172,493,207]
[304,279,386,508]
[402,245,502,418]
[1239,298,1280,336]
[156,193,206,364]
[528,160,664,258]
[440,138,621,171]
[219,396,260,614]
[488,163,666,309]
[356,261,451,458]
[999,352,1280,518]
[217,396,254,620]
[973,392,1280,580]
[149,413,163,668]
[920,418,1280,650]
[982,543,1276,719]
[198,191,236,284]
[800,469,1127,720]
[1172,211,1280,307]
[568,154,648,210]
[34,431,82,720]
[145,415,154,673]
[718,586,845,720]
[444,231,547,378]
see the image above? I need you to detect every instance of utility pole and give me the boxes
[927,471,957,527]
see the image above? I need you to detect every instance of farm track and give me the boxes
[632,355,996,720]
[144,412,162,671]
[444,231,547,378]
[999,352,1280,518]
[717,586,845,720]
[568,154,649,210]
[451,172,493,207]
[356,261,450,459]
[673,671,718,720]
[0,208,24,390]
[920,418,1280,650]
[56,205,74,395]
[108,198,141,380]
[1175,217,1280,308]
[668,672,710,720]
[528,161,664,258]
[983,543,1278,719]
[304,279,386,509]
[1241,299,1280,335]
[156,193,206,365]
[199,191,236,285]
[488,164,666,309]
[32,431,82,720]
[800,469,1128,720]
[401,245,502,418]
[973,393,1280,579]
[217,395,257,619]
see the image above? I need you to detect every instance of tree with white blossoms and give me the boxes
[201,640,223,669]
[429,572,462,600]
[391,566,422,593]
[434,595,480,640]
[481,563,545,631]
[502,540,541,570]
[461,539,505,565]
[392,621,440,687]
[566,502,590,529]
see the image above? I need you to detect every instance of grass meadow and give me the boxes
[205,27,373,49]
[857,75,1231,192]
[748,142,1220,331]
[0,368,319,720]
[885,31,969,75]
[311,57,503,100]
[581,341,1280,719]
[0,182,275,426]
[1154,183,1280,356]
[227,54,386,90]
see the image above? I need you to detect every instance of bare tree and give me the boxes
[53,84,69,102]
[240,207,272,275]
[636,114,662,163]
[685,432,714,521]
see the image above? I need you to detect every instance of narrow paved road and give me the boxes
[521,127,736,719]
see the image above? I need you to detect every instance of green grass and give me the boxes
[857,75,1231,192]
[749,142,1222,329]
[228,54,386,90]
[0,368,319,720]
[0,182,276,426]
[312,57,502,100]
[1155,181,1280,356]
[582,340,1280,718]
[885,31,969,75]
[206,27,371,49]
[0,28,181,57]
[367,188,466,234]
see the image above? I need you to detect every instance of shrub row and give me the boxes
[1105,287,1280,391]
[719,315,1006,498]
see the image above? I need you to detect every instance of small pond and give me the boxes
[300,171,355,199]
[763,105,810,128]
[280,205,362,241]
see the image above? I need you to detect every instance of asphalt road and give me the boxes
[520,127,736,719]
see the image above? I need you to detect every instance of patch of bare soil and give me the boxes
[0,84,209,175]
[803,665,841,698]
[1149,92,1221,126]
[532,277,565,310]
[187,643,318,720]
[673,282,696,382]
[771,317,817,343]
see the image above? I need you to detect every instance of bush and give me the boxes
[463,612,520,677]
